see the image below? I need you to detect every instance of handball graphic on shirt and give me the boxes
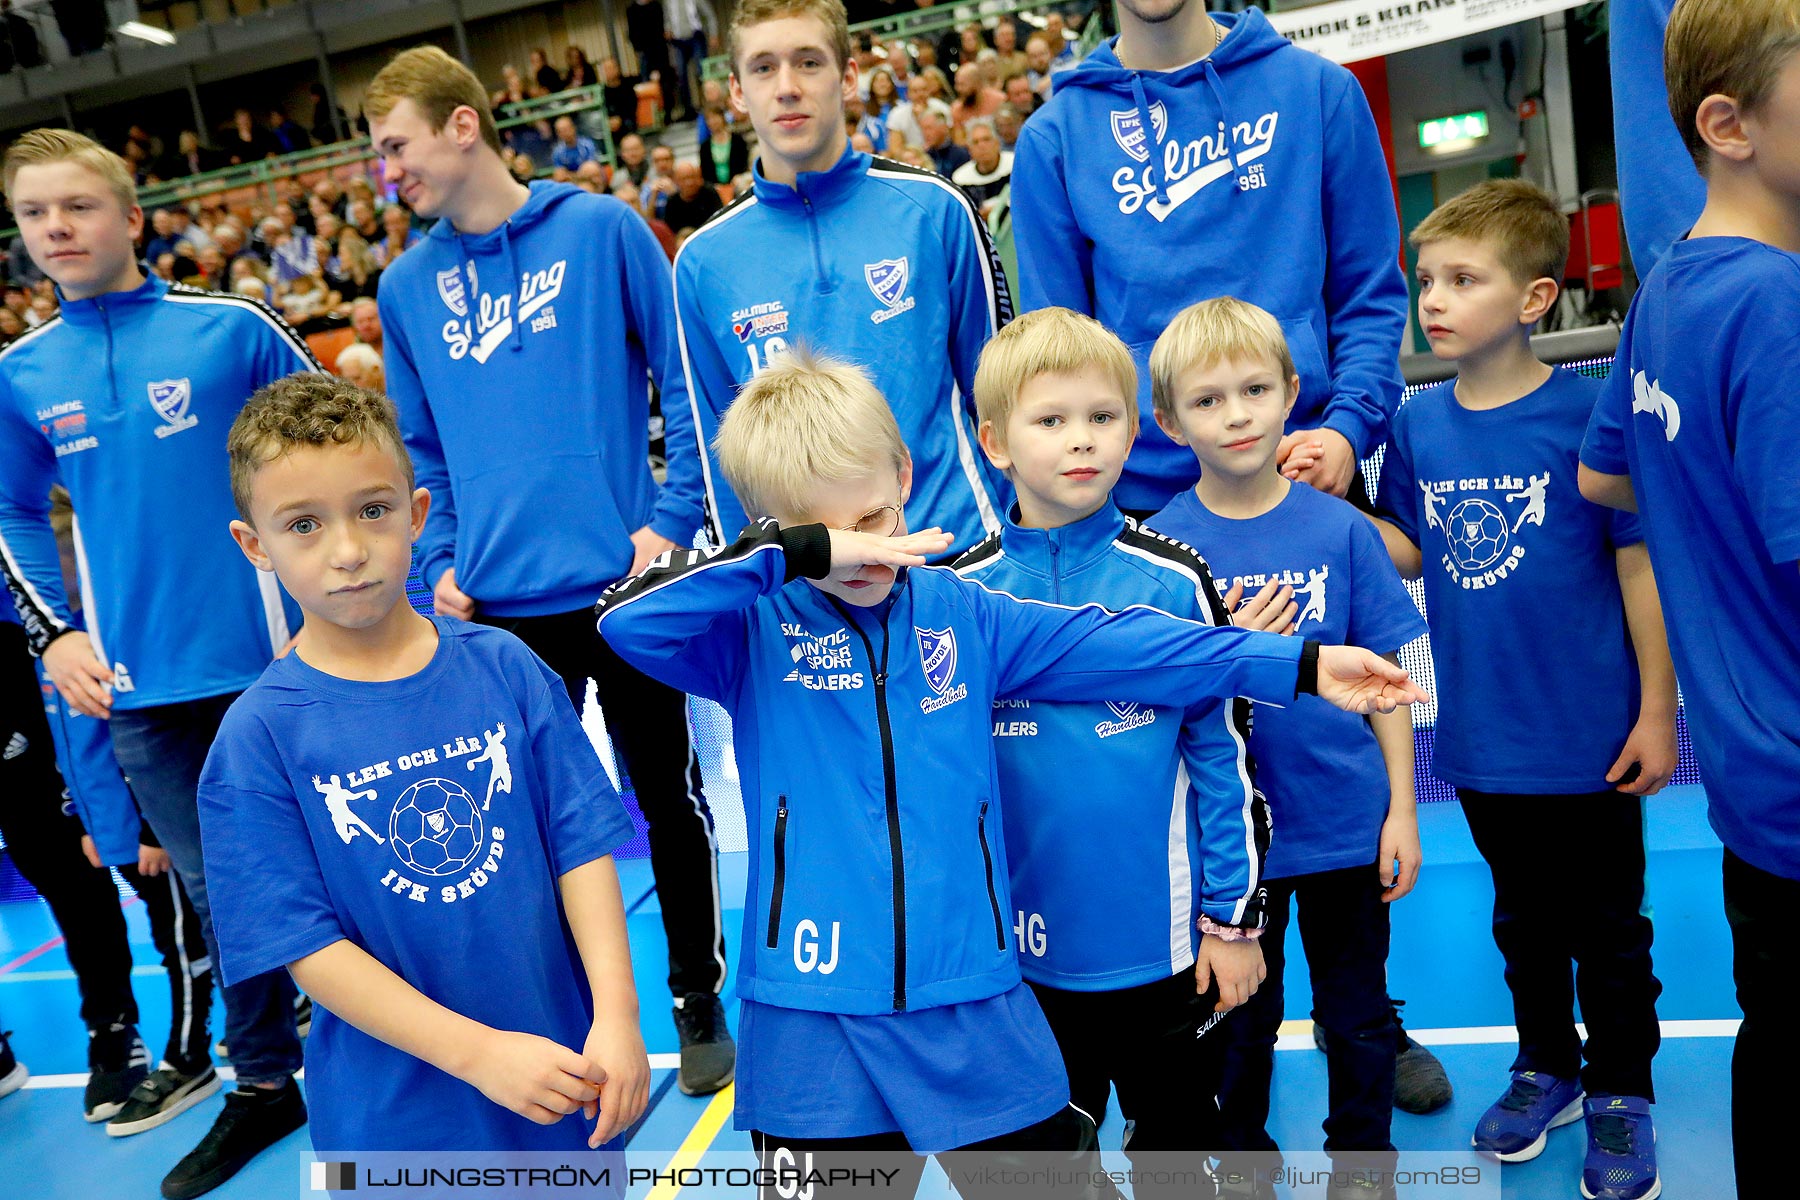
[1421,469,1551,588]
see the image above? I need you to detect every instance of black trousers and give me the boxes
[485,606,725,999]
[1723,846,1800,1196]
[1030,970,1227,1195]
[1459,790,1661,1098]
[1218,863,1396,1156]
[751,1105,1119,1200]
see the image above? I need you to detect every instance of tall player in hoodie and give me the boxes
[366,47,736,1096]
[1009,1,1410,515]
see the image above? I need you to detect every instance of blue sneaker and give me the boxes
[1471,1070,1585,1162]
[1581,1095,1660,1200]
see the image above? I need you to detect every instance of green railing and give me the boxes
[702,0,1097,81]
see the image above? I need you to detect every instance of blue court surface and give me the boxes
[0,787,1738,1199]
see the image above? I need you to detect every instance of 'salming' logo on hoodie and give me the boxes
[440,259,567,364]
[1111,110,1280,223]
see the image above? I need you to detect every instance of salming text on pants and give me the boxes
[110,693,303,1085]
[485,606,725,999]
[1029,969,1229,1196]
[1460,790,1661,1098]
[1722,846,1800,1197]
[1218,862,1398,1158]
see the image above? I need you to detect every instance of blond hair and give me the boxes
[1409,178,1568,285]
[728,0,852,74]
[716,349,908,520]
[228,373,413,520]
[973,308,1138,443]
[3,129,137,214]
[1666,0,1800,171]
[1149,298,1296,421]
[364,46,503,155]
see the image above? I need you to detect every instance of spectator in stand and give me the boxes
[267,216,316,285]
[313,211,342,249]
[699,104,751,187]
[313,176,348,219]
[119,141,151,187]
[665,0,717,123]
[374,203,418,266]
[269,108,312,154]
[992,18,1028,79]
[951,117,1012,216]
[1004,73,1038,117]
[875,70,922,149]
[278,272,332,332]
[151,252,180,282]
[551,115,601,171]
[167,204,211,253]
[346,177,378,214]
[845,91,887,152]
[627,0,672,117]
[995,103,1024,151]
[348,295,382,352]
[329,229,382,304]
[885,41,912,99]
[694,79,741,139]
[1024,35,1057,102]
[509,152,537,182]
[213,222,255,278]
[662,159,723,232]
[223,108,279,164]
[233,275,268,301]
[0,306,23,345]
[144,209,182,263]
[187,245,227,290]
[916,65,953,107]
[645,142,679,218]
[601,58,641,134]
[3,285,27,325]
[25,290,54,327]
[611,177,679,260]
[575,160,609,193]
[919,106,969,176]
[492,64,529,112]
[616,132,651,186]
[530,47,563,93]
[161,131,218,179]
[565,45,598,89]
[953,23,984,72]
[309,82,351,143]
[333,340,384,391]
[952,63,1006,131]
[346,199,381,243]
[1044,12,1075,65]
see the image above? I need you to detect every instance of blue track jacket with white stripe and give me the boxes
[596,519,1301,1015]
[672,148,1013,549]
[0,277,315,709]
[952,505,1268,991]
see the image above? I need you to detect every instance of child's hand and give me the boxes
[1277,434,1326,479]
[825,526,954,574]
[1378,809,1421,902]
[1316,646,1431,715]
[465,1028,603,1125]
[1606,713,1677,795]
[1195,933,1266,1013]
[1225,579,1297,634]
[580,1013,650,1147]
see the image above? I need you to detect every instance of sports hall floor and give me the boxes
[0,786,1738,1199]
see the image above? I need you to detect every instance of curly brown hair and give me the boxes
[227,372,413,520]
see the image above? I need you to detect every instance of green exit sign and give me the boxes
[1418,110,1491,150]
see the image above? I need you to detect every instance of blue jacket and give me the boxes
[381,182,699,617]
[595,519,1302,1014]
[0,277,314,707]
[952,505,1267,991]
[1609,0,1704,275]
[1010,7,1409,512]
[39,657,143,867]
[672,149,1013,549]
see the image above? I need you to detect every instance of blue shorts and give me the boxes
[734,983,1070,1152]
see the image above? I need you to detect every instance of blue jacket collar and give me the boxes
[55,273,166,327]
[999,501,1127,576]
[751,145,870,212]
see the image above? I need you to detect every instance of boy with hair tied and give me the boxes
[951,307,1267,1193]
[1146,298,1428,1200]
[1579,1,1800,1193]
[1376,178,1675,1200]
[596,349,1426,1192]
[200,375,649,1164]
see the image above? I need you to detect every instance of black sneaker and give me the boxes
[106,1062,221,1137]
[85,1021,151,1122]
[215,993,311,1060]
[673,992,736,1096]
[1391,999,1452,1115]
[160,1080,307,1200]
[0,1029,26,1099]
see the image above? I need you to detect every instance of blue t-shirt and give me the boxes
[1378,368,1643,793]
[1581,238,1800,879]
[1150,483,1425,877]
[198,617,636,1153]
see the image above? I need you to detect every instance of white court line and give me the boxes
[1266,1018,1739,1052]
[20,1053,685,1090]
[1,966,167,984]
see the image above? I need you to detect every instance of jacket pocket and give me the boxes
[978,801,1005,952]
[766,795,789,949]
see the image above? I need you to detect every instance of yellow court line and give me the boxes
[646,1082,737,1200]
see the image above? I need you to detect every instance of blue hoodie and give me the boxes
[1011,8,1409,512]
[952,505,1268,992]
[380,182,700,617]
[672,149,1013,549]
[1609,0,1704,275]
[596,519,1303,1014]
[0,277,313,707]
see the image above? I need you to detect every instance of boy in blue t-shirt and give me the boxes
[1375,180,1676,1200]
[198,375,649,1161]
[1577,4,1800,1192]
[1145,298,1427,1198]
[594,351,1428,1191]
[952,308,1271,1183]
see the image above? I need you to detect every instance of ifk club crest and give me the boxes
[1095,699,1156,738]
[436,264,469,317]
[146,379,197,438]
[1110,102,1169,164]
[916,627,967,714]
[865,257,916,324]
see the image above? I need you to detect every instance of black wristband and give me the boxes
[777,523,834,581]
[1296,639,1321,696]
